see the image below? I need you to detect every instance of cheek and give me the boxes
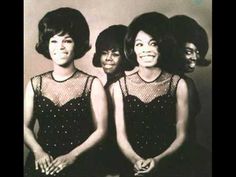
[68,45,75,53]
[134,45,140,52]
[134,47,140,55]
[100,55,106,63]
[113,57,121,65]
[49,44,55,52]
[134,49,141,59]
[184,54,191,60]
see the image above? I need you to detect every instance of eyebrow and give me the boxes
[135,38,156,42]
[51,35,72,39]
[102,49,120,53]
[64,36,72,39]
[185,47,199,53]
[185,47,195,51]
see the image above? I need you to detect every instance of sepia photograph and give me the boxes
[24,0,212,176]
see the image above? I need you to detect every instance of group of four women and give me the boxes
[24,7,211,177]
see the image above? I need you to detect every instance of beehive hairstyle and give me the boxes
[35,7,91,60]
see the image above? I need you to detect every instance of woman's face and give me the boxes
[134,30,159,68]
[100,49,121,74]
[182,42,200,73]
[49,33,75,66]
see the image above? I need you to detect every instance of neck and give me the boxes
[107,70,123,80]
[52,63,77,81]
[138,66,162,82]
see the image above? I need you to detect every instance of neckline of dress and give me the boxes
[51,69,78,83]
[137,70,162,83]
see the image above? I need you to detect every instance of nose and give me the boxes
[191,52,198,61]
[142,44,151,53]
[59,42,65,50]
[105,52,113,61]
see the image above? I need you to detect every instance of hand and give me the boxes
[134,159,145,173]
[46,152,77,175]
[34,150,53,174]
[134,158,156,176]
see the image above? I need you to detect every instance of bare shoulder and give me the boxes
[91,77,103,89]
[25,80,34,96]
[178,78,187,89]
[112,81,121,92]
[177,78,188,96]
[108,81,120,96]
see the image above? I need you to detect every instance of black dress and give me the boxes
[118,71,192,177]
[95,72,127,176]
[182,75,211,177]
[24,69,99,177]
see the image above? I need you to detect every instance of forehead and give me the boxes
[135,30,154,41]
[102,49,120,52]
[185,42,198,50]
[50,32,71,39]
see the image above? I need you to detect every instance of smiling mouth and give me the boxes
[187,61,196,68]
[103,64,115,69]
[54,51,68,54]
[140,54,155,58]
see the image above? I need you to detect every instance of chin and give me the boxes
[103,69,113,74]
[185,68,195,73]
[144,64,156,68]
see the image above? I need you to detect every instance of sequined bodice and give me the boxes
[119,71,181,158]
[31,70,95,157]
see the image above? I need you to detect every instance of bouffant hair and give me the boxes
[169,15,211,67]
[124,12,173,68]
[35,7,91,60]
[93,25,133,71]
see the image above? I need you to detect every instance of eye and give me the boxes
[50,40,57,43]
[64,39,73,43]
[112,52,120,57]
[135,42,143,47]
[101,51,108,55]
[150,41,158,46]
[185,50,193,55]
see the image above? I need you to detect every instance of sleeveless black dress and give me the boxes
[24,70,99,177]
[96,72,127,176]
[118,71,192,177]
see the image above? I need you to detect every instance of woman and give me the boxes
[169,15,212,177]
[24,7,107,177]
[93,24,133,89]
[169,15,211,126]
[92,25,133,176]
[111,12,190,177]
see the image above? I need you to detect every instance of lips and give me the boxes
[140,54,156,58]
[103,63,115,69]
[55,51,68,55]
[189,63,196,68]
[139,55,157,63]
[187,60,196,68]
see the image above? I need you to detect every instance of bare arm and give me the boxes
[24,81,53,172]
[47,78,108,175]
[24,81,40,152]
[69,78,108,156]
[112,82,143,164]
[136,78,189,175]
[154,78,189,161]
